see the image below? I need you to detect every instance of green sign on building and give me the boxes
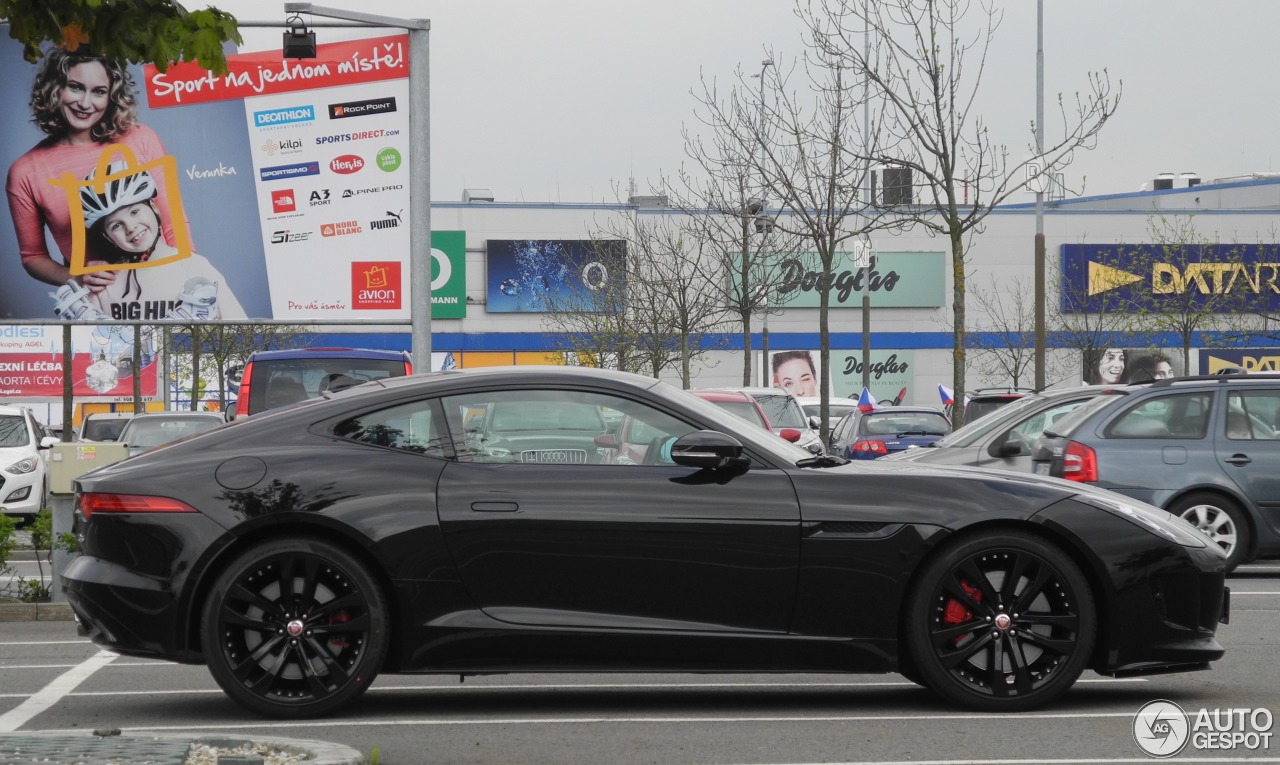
[431,230,467,319]
[774,251,945,309]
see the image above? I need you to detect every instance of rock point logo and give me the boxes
[330,155,365,174]
[329,97,398,119]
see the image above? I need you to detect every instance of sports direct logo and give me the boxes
[271,190,296,214]
[352,261,402,309]
[330,155,365,174]
[1133,700,1274,757]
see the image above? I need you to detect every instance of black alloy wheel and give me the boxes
[906,530,1096,712]
[201,538,389,718]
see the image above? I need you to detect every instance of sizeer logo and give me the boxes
[330,155,365,174]
[271,230,311,244]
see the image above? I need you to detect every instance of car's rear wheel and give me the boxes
[1168,492,1250,572]
[905,530,1095,712]
[201,538,388,718]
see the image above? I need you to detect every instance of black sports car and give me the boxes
[63,366,1228,718]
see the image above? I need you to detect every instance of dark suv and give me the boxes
[1031,374,1280,571]
[236,348,413,417]
[962,387,1035,425]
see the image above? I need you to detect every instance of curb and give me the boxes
[0,602,75,621]
[0,731,365,765]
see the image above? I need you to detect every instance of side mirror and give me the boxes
[779,428,802,443]
[594,433,618,449]
[987,431,1024,458]
[807,416,822,430]
[670,430,750,470]
[39,435,59,449]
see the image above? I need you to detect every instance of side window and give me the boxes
[443,389,695,466]
[332,400,448,457]
[1226,391,1280,441]
[1010,400,1088,447]
[1106,392,1211,439]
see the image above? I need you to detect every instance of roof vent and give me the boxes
[463,188,494,203]
[1152,172,1175,191]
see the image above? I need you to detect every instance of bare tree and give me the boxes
[688,49,897,440]
[799,0,1120,418]
[1049,251,1139,384]
[966,275,1073,388]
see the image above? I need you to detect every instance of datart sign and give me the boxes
[1199,348,1280,375]
[0,32,457,321]
[485,240,626,313]
[773,251,945,309]
[1060,244,1280,313]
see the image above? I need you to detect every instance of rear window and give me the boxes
[80,417,130,442]
[712,400,768,429]
[861,411,951,436]
[246,357,407,414]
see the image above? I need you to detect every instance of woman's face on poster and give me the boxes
[59,61,111,136]
[1098,348,1126,383]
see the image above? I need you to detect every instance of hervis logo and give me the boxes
[352,261,402,309]
[330,155,365,174]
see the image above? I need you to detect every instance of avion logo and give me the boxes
[271,190,296,214]
[352,261,402,309]
[330,155,365,174]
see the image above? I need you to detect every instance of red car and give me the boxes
[689,389,811,446]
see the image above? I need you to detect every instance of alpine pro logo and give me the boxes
[330,155,365,174]
[271,190,296,214]
[352,261,402,309]
[329,97,398,119]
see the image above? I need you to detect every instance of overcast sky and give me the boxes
[212,0,1280,204]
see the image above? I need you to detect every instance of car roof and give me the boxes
[127,411,224,420]
[689,389,755,402]
[712,386,798,398]
[83,412,134,420]
[794,396,860,405]
[247,347,410,361]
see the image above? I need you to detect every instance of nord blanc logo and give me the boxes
[322,221,363,237]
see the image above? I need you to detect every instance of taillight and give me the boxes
[403,360,414,375]
[1062,441,1097,482]
[78,493,199,519]
[854,439,888,454]
[238,360,255,416]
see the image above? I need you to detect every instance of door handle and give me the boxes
[471,501,519,512]
[1224,454,1252,466]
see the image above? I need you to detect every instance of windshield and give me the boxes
[710,400,768,429]
[0,415,29,447]
[932,394,1048,447]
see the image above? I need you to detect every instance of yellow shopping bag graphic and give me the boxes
[47,143,192,275]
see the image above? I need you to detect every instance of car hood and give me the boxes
[0,444,37,464]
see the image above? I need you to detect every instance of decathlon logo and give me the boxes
[253,105,315,128]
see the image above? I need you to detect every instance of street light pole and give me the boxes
[283,3,432,372]
[1033,0,1046,389]
[755,58,773,387]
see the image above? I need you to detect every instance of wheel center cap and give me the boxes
[286,619,305,637]
[994,613,1012,630]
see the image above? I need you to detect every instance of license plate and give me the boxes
[1034,463,1050,476]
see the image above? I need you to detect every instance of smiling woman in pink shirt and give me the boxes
[5,47,179,295]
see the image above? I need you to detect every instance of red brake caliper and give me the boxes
[328,611,351,649]
[943,580,983,644]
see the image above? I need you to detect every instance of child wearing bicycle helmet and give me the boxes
[76,163,245,320]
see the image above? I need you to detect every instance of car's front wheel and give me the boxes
[1168,492,1250,572]
[201,538,389,718]
[905,530,1096,712]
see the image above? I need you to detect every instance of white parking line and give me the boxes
[0,649,116,732]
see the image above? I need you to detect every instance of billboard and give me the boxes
[0,324,159,399]
[1082,347,1184,385]
[773,251,945,309]
[766,348,914,405]
[485,239,626,313]
[1060,243,1280,314]
[1,32,463,322]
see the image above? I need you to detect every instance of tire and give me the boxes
[1168,492,1250,572]
[201,538,389,718]
[905,530,1096,712]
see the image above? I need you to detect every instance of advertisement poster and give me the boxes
[767,348,914,405]
[0,324,159,399]
[1,32,463,322]
[485,239,626,313]
[1200,348,1277,375]
[1082,348,1184,384]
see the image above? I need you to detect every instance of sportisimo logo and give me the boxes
[253,105,315,128]
[330,155,365,174]
[260,162,319,182]
[329,97,397,119]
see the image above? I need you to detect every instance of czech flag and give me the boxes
[938,384,955,407]
[858,387,877,413]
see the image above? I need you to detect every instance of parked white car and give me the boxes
[0,404,58,520]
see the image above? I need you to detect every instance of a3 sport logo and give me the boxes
[309,189,332,207]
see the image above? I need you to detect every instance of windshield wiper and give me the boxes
[796,454,850,468]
